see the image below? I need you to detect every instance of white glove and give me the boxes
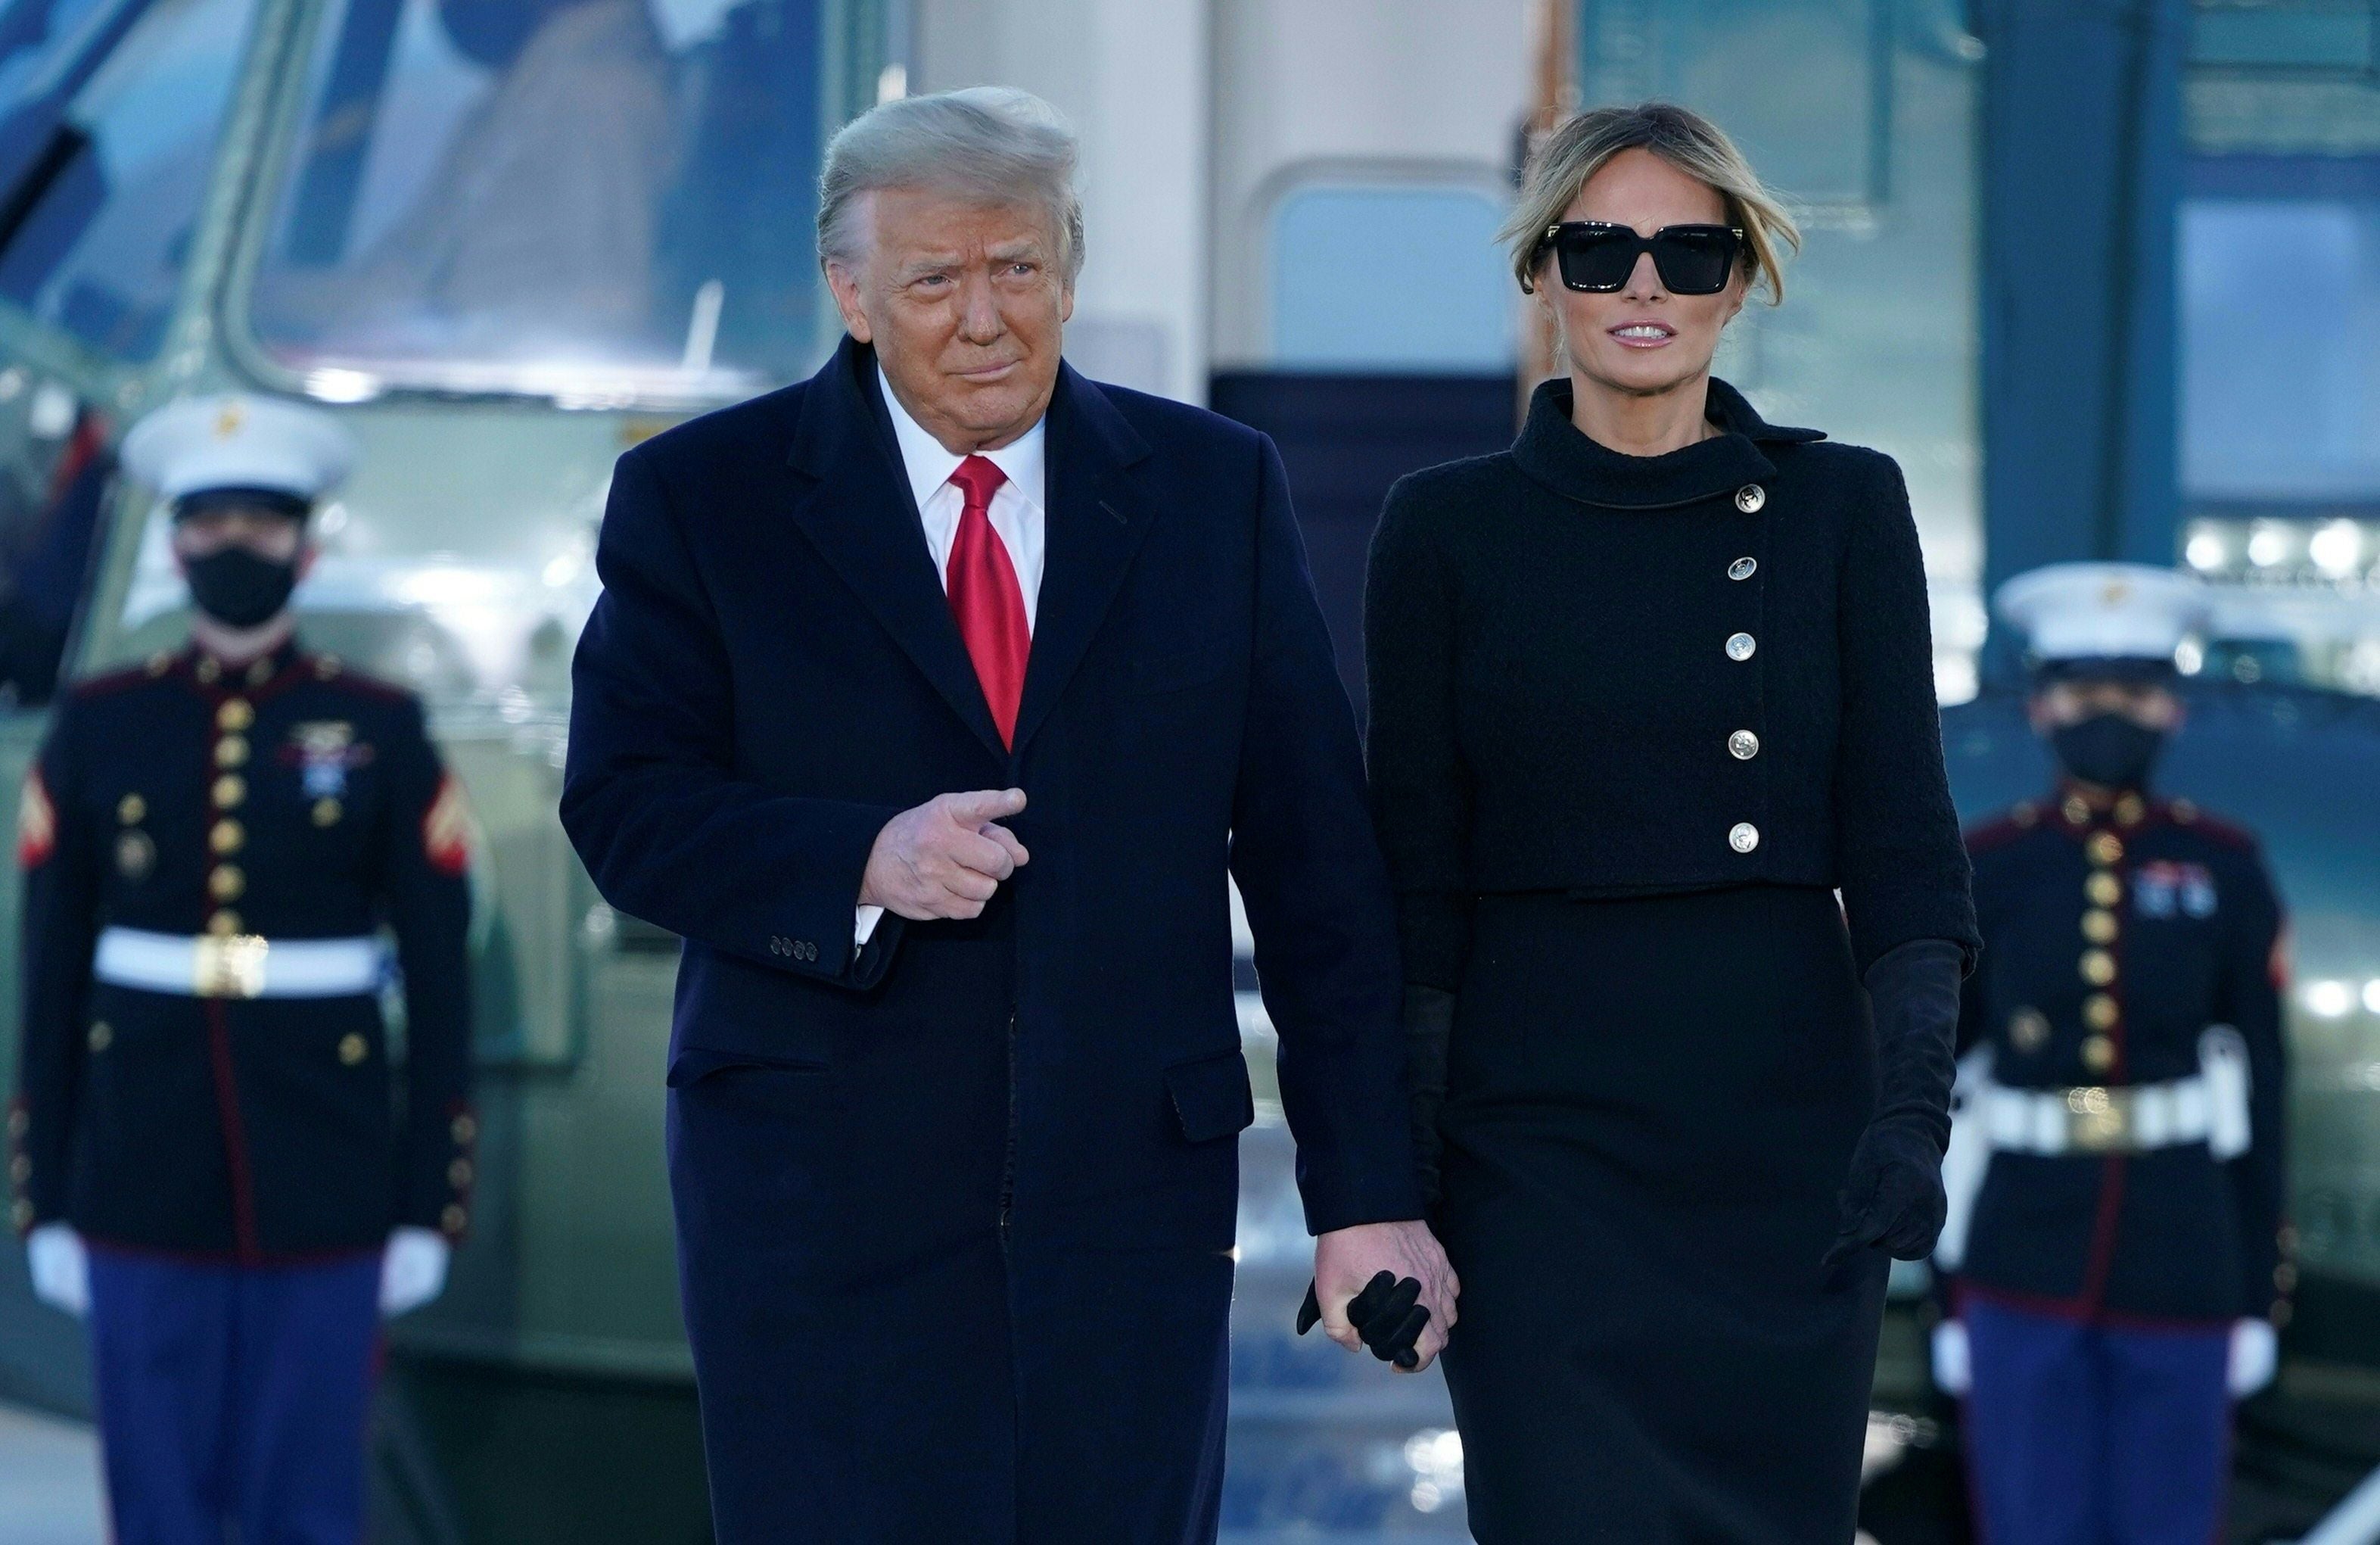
[378,1226,451,1317]
[2227,1317,2277,1398]
[26,1223,88,1318]
[1930,1317,1971,1396]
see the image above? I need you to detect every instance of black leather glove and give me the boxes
[1297,1270,1430,1369]
[1823,938,1966,1269]
[1405,985,1455,1208]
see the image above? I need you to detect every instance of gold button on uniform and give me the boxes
[194,657,221,684]
[313,797,341,827]
[1728,822,1761,854]
[2087,872,2123,907]
[451,1114,478,1145]
[8,1154,27,1183]
[2063,795,2091,826]
[207,910,242,936]
[216,699,254,731]
[215,737,248,768]
[1728,730,1760,760]
[86,1021,110,1052]
[448,1159,473,1188]
[210,866,244,901]
[2115,793,2145,827]
[210,819,244,855]
[2083,909,2118,943]
[2008,1007,2049,1051]
[11,1200,31,1229]
[245,658,273,687]
[2081,1035,2116,1073]
[117,793,145,824]
[6,1107,26,1137]
[440,1204,468,1234]
[2084,993,2120,1029]
[214,774,245,807]
[1725,632,1757,662]
[2088,833,2124,866]
[1734,484,1766,512]
[338,1033,368,1066]
[2080,949,2117,986]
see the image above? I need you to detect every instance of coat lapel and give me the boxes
[1010,364,1154,755]
[784,338,1007,759]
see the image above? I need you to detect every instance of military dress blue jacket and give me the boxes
[10,640,475,1260]
[1954,786,2288,1325]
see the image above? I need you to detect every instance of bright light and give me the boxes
[2305,980,2354,1018]
[2184,528,2228,572]
[2364,979,2380,1014]
[2310,520,2364,578]
[2247,523,2293,568]
[304,368,381,403]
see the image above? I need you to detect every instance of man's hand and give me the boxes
[25,1223,86,1318]
[859,789,1030,921]
[1313,1219,1458,1372]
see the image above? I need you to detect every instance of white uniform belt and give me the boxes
[92,927,384,999]
[1981,1076,2213,1156]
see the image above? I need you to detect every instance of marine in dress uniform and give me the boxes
[1935,562,2289,1544]
[8,394,475,1545]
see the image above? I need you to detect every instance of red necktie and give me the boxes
[944,455,1030,747]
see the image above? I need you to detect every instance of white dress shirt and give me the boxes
[856,367,1049,945]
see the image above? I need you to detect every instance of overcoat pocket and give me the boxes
[1164,1045,1255,1143]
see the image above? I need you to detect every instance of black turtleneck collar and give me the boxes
[1510,374,1826,510]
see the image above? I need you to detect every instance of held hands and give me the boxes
[379,1226,452,1317]
[860,790,1031,922]
[1822,1118,1947,1269]
[1304,1219,1458,1372]
[26,1222,87,1317]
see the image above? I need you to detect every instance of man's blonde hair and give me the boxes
[1499,102,1800,305]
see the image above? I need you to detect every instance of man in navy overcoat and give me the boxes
[561,88,1452,1542]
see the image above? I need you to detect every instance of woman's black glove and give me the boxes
[1297,1270,1430,1369]
[1823,938,1966,1269]
[1404,985,1456,1207]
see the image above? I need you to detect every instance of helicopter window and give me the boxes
[246,0,838,403]
[0,0,261,361]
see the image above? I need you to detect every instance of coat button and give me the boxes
[2081,1035,2116,1073]
[441,1204,468,1234]
[215,737,249,768]
[207,909,243,936]
[210,818,244,855]
[10,1200,30,1229]
[1728,730,1760,760]
[313,798,342,827]
[2086,872,2122,906]
[451,1114,478,1145]
[1734,484,1766,512]
[2082,909,2117,943]
[338,1033,368,1065]
[216,699,254,732]
[449,1159,474,1188]
[1725,632,1756,662]
[2083,993,2119,1029]
[1728,556,1757,581]
[2087,833,2124,866]
[209,865,245,901]
[86,1021,110,1052]
[213,774,244,808]
[117,793,145,825]
[2080,949,2117,986]
[2008,1007,2049,1051]
[1728,822,1760,853]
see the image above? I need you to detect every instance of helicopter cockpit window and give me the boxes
[246,0,835,404]
[0,0,260,361]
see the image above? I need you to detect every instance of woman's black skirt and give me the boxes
[1437,883,1887,1543]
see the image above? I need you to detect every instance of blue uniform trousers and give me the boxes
[87,1246,382,1545]
[1962,1297,2231,1545]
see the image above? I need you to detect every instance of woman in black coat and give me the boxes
[1364,102,1980,1542]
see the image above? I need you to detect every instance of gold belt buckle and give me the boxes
[2065,1086,2129,1151]
[193,934,269,998]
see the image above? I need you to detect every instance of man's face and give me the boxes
[2027,677,2183,735]
[825,186,1073,454]
[170,505,311,571]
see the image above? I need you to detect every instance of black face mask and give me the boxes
[183,547,300,629]
[2050,713,2166,791]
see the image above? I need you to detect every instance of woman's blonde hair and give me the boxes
[1499,102,1800,305]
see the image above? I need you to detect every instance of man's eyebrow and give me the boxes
[893,252,965,278]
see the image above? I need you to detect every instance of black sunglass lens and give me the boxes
[1554,229,1638,291]
[1650,229,1735,294]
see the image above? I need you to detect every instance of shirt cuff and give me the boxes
[855,905,885,946]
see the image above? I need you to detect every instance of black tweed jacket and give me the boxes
[1363,375,1979,989]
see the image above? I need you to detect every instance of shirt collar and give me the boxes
[877,363,1047,516]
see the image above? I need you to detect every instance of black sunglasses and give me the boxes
[1534,222,1744,296]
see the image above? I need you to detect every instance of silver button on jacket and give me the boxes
[1729,822,1762,853]
[1725,632,1757,662]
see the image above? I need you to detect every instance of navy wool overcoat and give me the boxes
[560,336,1420,1543]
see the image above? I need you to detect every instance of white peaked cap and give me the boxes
[120,394,357,504]
[1993,562,2210,665]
